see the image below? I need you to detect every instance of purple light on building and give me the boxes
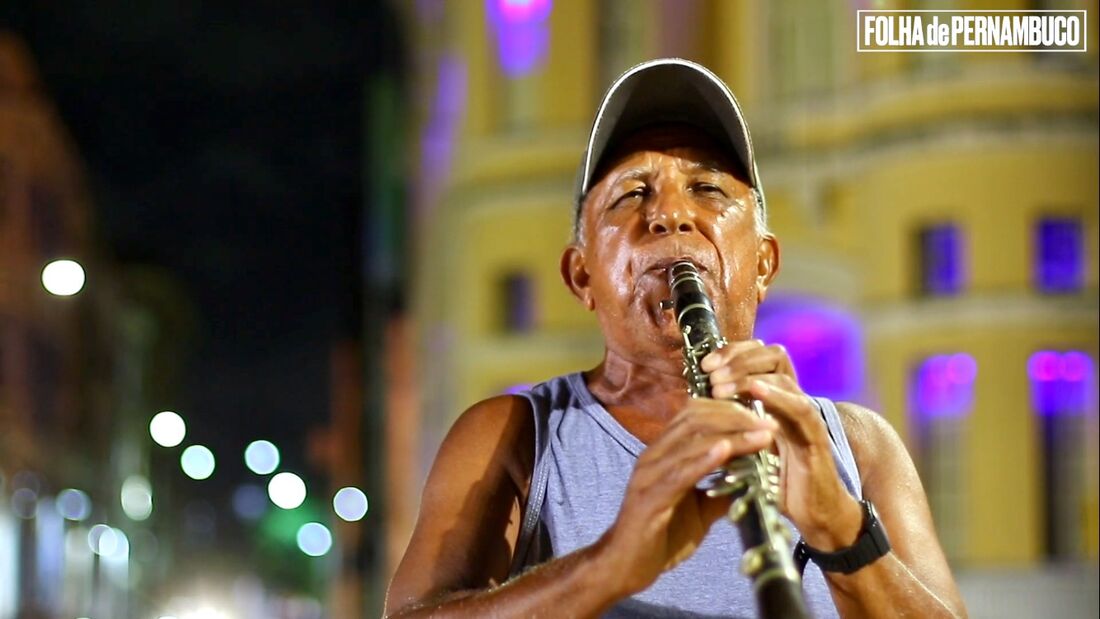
[1035,217,1083,293]
[911,353,977,419]
[1061,351,1090,381]
[487,0,553,77]
[419,55,467,216]
[919,224,964,295]
[754,295,865,402]
[1029,350,1093,417]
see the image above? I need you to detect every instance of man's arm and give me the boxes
[825,402,968,618]
[383,395,631,618]
[384,394,780,618]
[703,341,966,618]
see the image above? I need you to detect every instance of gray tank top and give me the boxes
[510,372,862,618]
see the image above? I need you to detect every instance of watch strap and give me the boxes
[793,500,891,575]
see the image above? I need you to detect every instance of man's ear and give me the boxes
[560,244,594,310]
[755,234,780,304]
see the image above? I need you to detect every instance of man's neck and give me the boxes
[584,347,690,424]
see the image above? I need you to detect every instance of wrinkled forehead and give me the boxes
[590,123,750,188]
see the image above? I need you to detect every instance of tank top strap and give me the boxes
[508,377,567,576]
[812,395,863,498]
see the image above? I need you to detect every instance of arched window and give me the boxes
[1029,350,1094,560]
[909,352,978,562]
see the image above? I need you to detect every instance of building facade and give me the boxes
[400,0,1098,581]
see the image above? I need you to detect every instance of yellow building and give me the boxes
[397,0,1099,584]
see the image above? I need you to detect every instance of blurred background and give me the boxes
[0,1,1096,618]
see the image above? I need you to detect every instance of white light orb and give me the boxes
[244,440,280,475]
[150,411,187,447]
[332,487,368,522]
[267,472,306,510]
[56,488,92,521]
[121,475,153,520]
[296,522,333,557]
[88,523,118,556]
[110,527,130,558]
[180,445,216,480]
[41,259,85,296]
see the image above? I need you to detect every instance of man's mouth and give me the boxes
[644,255,708,274]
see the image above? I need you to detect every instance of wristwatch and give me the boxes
[794,499,891,575]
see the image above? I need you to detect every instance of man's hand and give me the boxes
[700,340,864,551]
[599,398,779,596]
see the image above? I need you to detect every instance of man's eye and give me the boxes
[613,187,646,206]
[692,183,726,197]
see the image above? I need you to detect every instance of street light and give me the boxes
[56,488,92,521]
[296,522,333,557]
[267,472,306,509]
[180,445,216,480]
[121,475,153,520]
[244,440,280,475]
[150,411,187,447]
[333,487,368,522]
[41,259,86,296]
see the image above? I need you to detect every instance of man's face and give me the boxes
[562,124,778,367]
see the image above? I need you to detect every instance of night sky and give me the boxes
[3,1,402,519]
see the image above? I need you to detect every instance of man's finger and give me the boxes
[707,345,798,385]
[746,379,823,446]
[699,339,763,373]
[644,405,777,464]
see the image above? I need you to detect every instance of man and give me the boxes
[385,59,966,618]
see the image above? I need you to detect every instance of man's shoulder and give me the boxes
[447,394,535,447]
[832,401,895,442]
[443,394,536,488]
[832,400,910,488]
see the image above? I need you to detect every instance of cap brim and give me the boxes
[576,58,760,204]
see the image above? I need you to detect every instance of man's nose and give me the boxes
[647,194,697,235]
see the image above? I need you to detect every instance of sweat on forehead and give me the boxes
[571,123,752,235]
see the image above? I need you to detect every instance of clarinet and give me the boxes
[667,260,810,619]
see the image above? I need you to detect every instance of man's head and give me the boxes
[571,58,769,241]
[560,59,779,367]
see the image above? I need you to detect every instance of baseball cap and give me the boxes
[574,58,764,212]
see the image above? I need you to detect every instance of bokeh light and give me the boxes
[268,472,307,510]
[244,440,280,475]
[88,524,120,556]
[181,445,216,480]
[11,487,38,519]
[112,527,130,558]
[121,475,153,520]
[232,484,268,521]
[912,353,978,418]
[41,258,86,296]
[296,522,333,557]
[11,470,41,493]
[56,488,92,521]
[1062,351,1090,381]
[150,411,187,447]
[1029,350,1094,416]
[333,487,369,522]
